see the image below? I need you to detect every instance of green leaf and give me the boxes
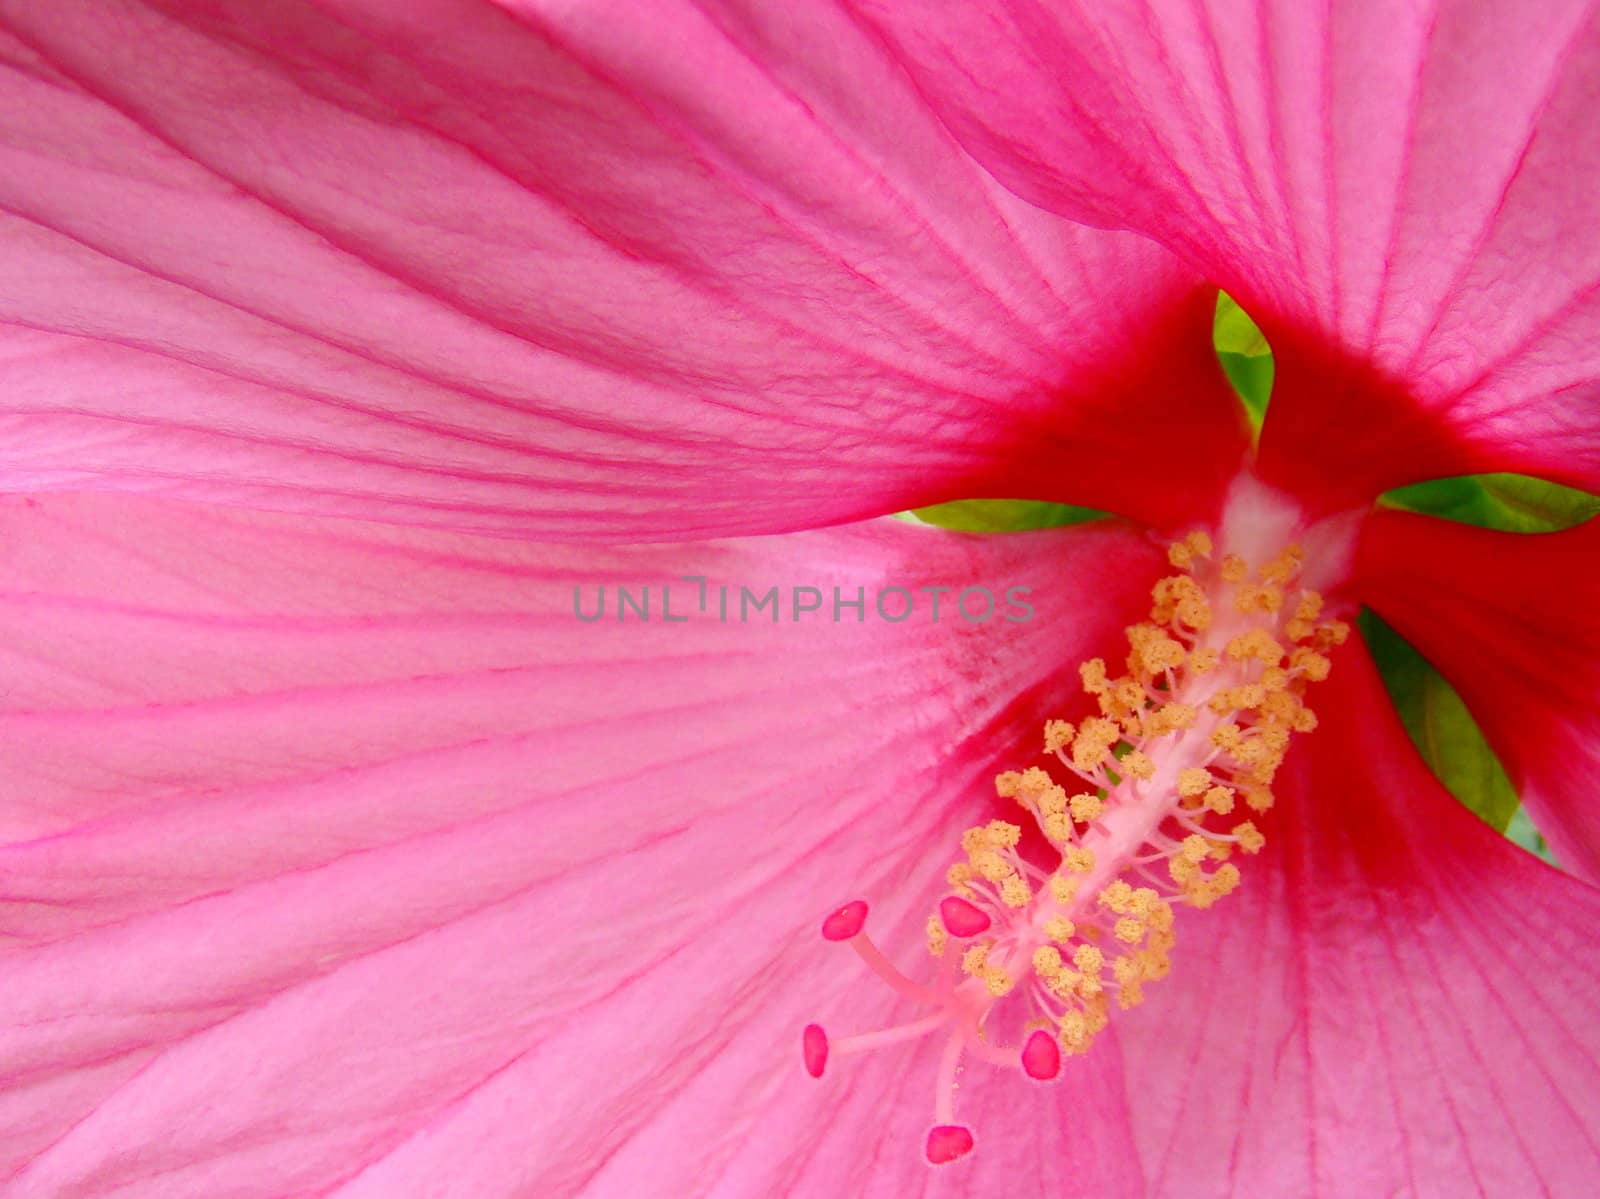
[1358,611,1521,832]
[1382,473,1600,533]
[909,498,1107,532]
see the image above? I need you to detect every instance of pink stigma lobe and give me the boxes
[1021,1028,1062,1080]
[937,895,992,937]
[925,1124,975,1165]
[820,899,868,941]
[801,1024,828,1078]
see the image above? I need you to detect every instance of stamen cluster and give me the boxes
[801,532,1349,1165]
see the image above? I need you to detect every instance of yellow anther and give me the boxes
[1316,619,1350,647]
[1129,888,1163,918]
[1242,784,1275,812]
[1220,554,1247,582]
[985,820,1022,848]
[1058,1011,1091,1055]
[1261,691,1300,723]
[1000,873,1032,907]
[926,915,947,957]
[1231,728,1289,780]
[1047,971,1082,1001]
[1068,792,1103,822]
[1177,766,1211,798]
[1233,821,1266,853]
[1189,647,1220,673]
[1208,683,1267,715]
[1043,812,1075,843]
[1062,846,1096,873]
[1169,855,1200,884]
[1225,628,1285,665]
[1167,541,1194,569]
[984,967,1015,997]
[1107,678,1145,723]
[1031,784,1067,816]
[1144,900,1175,932]
[1185,530,1213,557]
[1114,917,1145,944]
[1233,583,1284,614]
[1099,880,1135,913]
[1204,785,1235,814]
[1033,945,1064,976]
[1083,993,1110,1033]
[1044,719,1075,753]
[961,944,990,975]
[1188,863,1243,909]
[1072,717,1120,772]
[1116,980,1146,1010]
[1128,623,1186,674]
[1180,834,1211,864]
[1049,874,1080,904]
[1290,647,1332,681]
[972,851,1010,882]
[1044,916,1077,943]
[1260,544,1304,585]
[1185,882,1219,909]
[1003,766,1052,802]
[1073,945,1104,974]
[1211,723,1243,752]
[1144,702,1197,736]
[1079,658,1109,694]
[1151,575,1212,629]
[1120,750,1155,780]
[1113,956,1142,985]
[1295,590,1324,621]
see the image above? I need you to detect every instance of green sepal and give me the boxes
[1505,806,1559,866]
[1358,610,1520,832]
[1213,294,1273,432]
[1216,351,1273,430]
[1381,473,1600,534]
[1213,294,1271,357]
[910,499,1107,532]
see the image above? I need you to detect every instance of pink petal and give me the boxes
[1357,508,1600,883]
[855,1,1600,508]
[0,2,1243,538]
[1116,639,1600,1196]
[0,493,1164,1197]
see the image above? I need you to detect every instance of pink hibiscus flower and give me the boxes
[0,2,1596,1196]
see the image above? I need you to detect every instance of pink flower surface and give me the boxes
[0,2,1596,1197]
